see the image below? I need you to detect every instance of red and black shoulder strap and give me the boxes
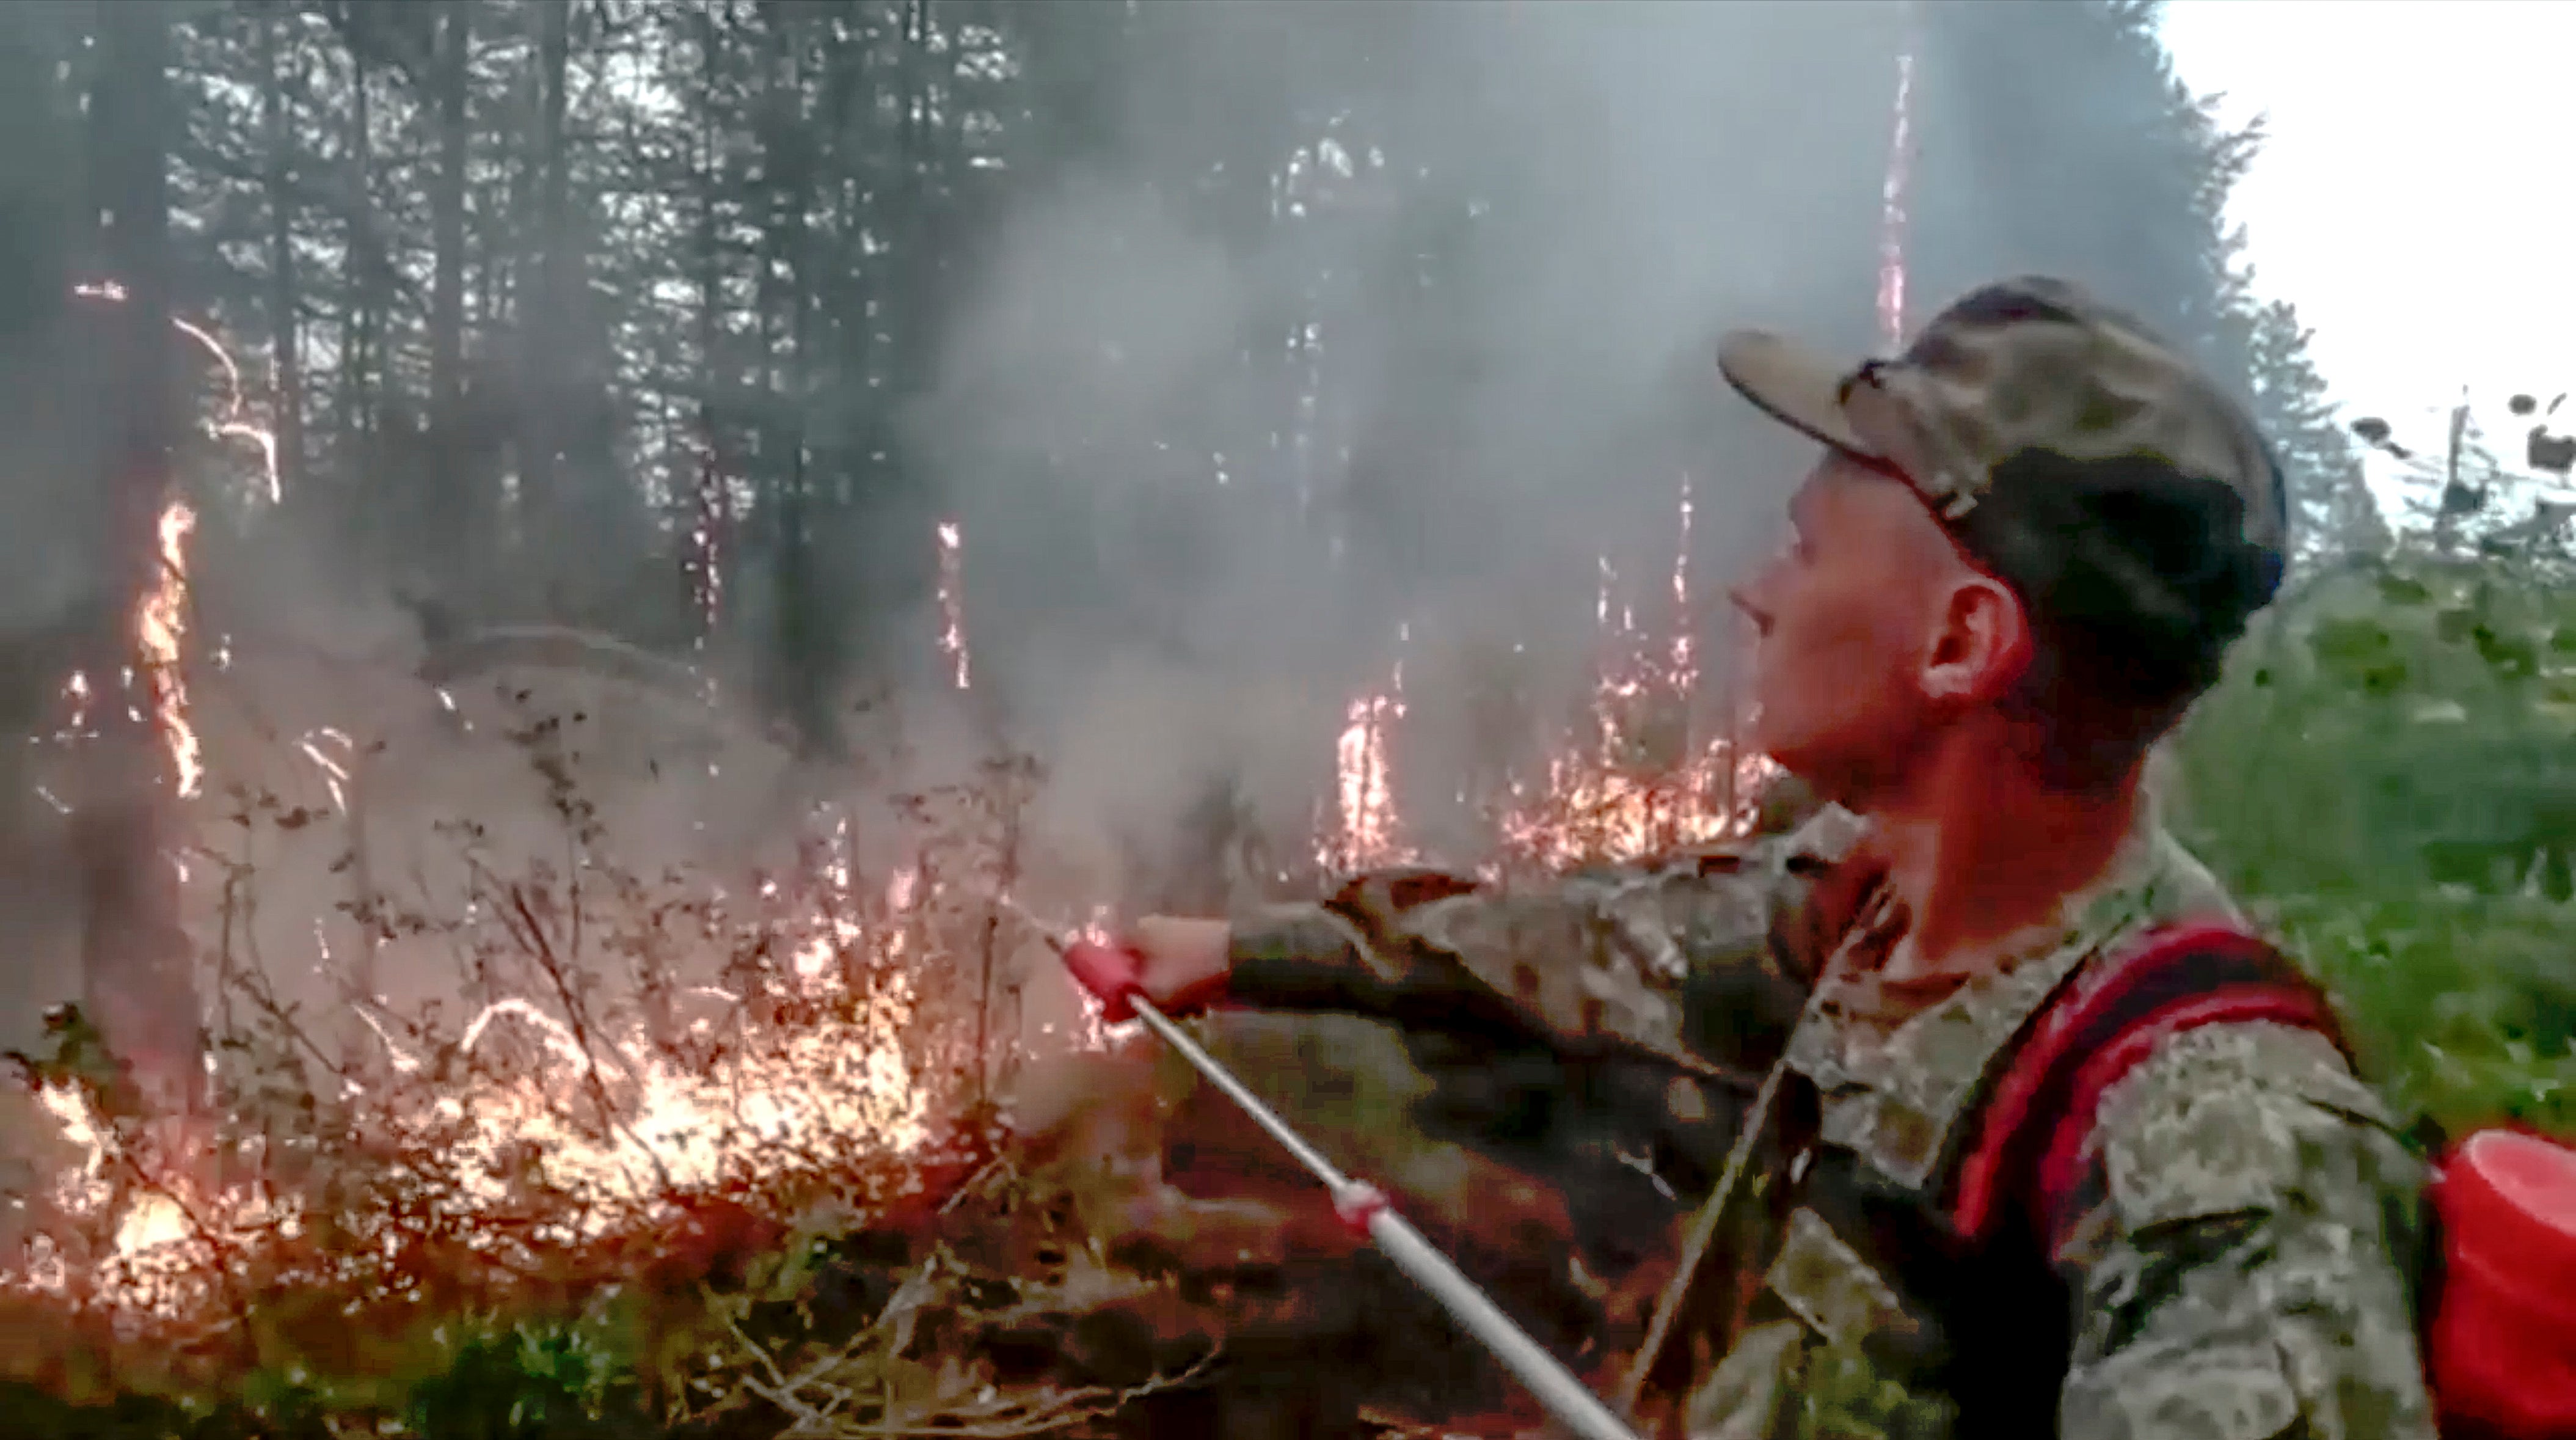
[1948,921,2351,1251]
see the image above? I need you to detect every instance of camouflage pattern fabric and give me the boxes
[1227,803,1869,1083]
[1716,276,2288,561]
[2056,1022,2436,1440]
[1219,800,2437,1440]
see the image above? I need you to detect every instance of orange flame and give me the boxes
[139,499,200,799]
[445,974,927,1202]
[1495,502,1775,868]
[12,288,1811,1328]
[937,519,970,690]
[1321,624,1412,873]
[62,280,280,800]
[4,315,1071,1329]
[1323,478,1780,871]
[15,855,941,1318]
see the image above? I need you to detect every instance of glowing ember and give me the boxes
[1323,638,1411,873]
[35,1083,114,1218]
[114,1193,193,1256]
[18,1083,236,1316]
[1314,474,1779,871]
[75,280,286,506]
[173,316,282,505]
[294,726,353,812]
[1671,477,1696,681]
[690,464,727,641]
[1073,904,1117,1045]
[139,499,200,798]
[59,670,92,735]
[1496,491,1778,868]
[1878,7,1917,348]
[937,519,970,689]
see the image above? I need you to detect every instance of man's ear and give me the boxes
[1922,574,2032,704]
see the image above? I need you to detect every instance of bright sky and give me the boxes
[2159,0,2576,514]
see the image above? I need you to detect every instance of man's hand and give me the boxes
[1060,915,1235,1022]
[1126,915,1233,1010]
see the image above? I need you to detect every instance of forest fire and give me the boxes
[937,518,970,690]
[73,280,283,508]
[1321,477,1778,874]
[9,304,952,1325]
[1497,478,1778,867]
[0,2,2402,1432]
[139,497,199,797]
[14,896,938,1321]
[16,473,1780,1328]
[10,295,1790,1344]
[1324,635,1412,872]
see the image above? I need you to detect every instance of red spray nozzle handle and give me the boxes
[1060,940,1144,1023]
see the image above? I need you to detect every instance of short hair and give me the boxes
[1946,447,2282,792]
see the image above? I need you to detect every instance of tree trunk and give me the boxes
[516,0,572,548]
[691,7,731,644]
[756,5,834,748]
[428,0,469,420]
[426,0,476,601]
[258,4,305,503]
[75,0,196,1124]
[0,4,87,1080]
[339,36,376,555]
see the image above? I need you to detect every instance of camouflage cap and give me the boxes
[1717,276,2290,600]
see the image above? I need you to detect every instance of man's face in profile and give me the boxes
[1726,451,1968,803]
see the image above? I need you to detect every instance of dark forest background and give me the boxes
[0,0,2376,1084]
[20,2,2576,1440]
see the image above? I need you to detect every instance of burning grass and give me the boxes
[0,760,1739,1439]
[0,452,1782,1433]
[0,759,1558,1436]
[0,634,1769,1436]
[0,702,1139,1429]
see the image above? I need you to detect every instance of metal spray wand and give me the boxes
[1001,899,1644,1440]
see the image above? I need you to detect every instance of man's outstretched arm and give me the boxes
[1126,805,1875,1076]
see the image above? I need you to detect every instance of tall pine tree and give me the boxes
[2240,292,2388,561]
[1908,0,2382,565]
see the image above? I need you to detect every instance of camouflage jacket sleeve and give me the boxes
[1222,806,1873,1078]
[2054,1020,2439,1440]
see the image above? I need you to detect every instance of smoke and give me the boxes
[1906,2,2244,378]
[0,0,2250,1067]
[916,0,1906,882]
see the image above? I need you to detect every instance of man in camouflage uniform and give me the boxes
[1112,277,2436,1439]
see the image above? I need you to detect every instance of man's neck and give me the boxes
[1865,739,2145,980]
